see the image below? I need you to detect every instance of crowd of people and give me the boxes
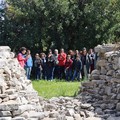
[17,47,97,81]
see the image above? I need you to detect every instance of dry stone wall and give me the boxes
[0,46,44,120]
[78,44,120,120]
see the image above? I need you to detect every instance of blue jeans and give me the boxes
[35,67,41,80]
[65,68,72,81]
[25,67,32,79]
[72,70,81,81]
[47,66,55,80]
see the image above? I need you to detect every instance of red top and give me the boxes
[17,53,27,68]
[58,53,67,66]
[65,59,73,69]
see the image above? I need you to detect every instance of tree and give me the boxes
[0,0,119,52]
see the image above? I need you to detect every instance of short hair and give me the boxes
[54,49,58,52]
[40,52,46,57]
[60,48,64,52]
[67,55,71,57]
[35,53,39,56]
[20,47,26,53]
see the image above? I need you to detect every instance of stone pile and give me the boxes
[0,46,45,120]
[0,46,101,120]
[78,44,120,120]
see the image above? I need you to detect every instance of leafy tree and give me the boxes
[0,0,119,52]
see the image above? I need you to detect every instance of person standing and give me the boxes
[53,49,59,79]
[34,53,42,80]
[65,55,73,81]
[46,50,55,80]
[74,50,80,59]
[72,55,82,81]
[58,48,67,79]
[25,50,33,79]
[81,47,90,79]
[88,49,96,73]
[40,53,47,80]
[17,47,29,68]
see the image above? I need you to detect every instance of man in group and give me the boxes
[46,49,55,80]
[53,49,59,79]
[88,48,96,73]
[58,48,66,79]
[65,55,73,81]
[81,47,90,79]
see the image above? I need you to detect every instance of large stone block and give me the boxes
[0,117,11,120]
[12,105,36,116]
[116,103,120,111]
[0,100,19,111]
[0,111,11,117]
[28,111,45,119]
[97,60,106,67]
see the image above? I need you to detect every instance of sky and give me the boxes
[0,0,4,2]
[0,0,5,9]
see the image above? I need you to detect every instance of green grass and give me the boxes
[32,80,80,99]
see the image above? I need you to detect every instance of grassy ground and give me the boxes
[32,80,80,99]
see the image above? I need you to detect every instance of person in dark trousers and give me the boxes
[58,48,66,80]
[53,49,59,79]
[46,50,55,80]
[81,47,90,79]
[34,53,42,80]
[72,55,82,81]
[65,55,73,81]
[40,53,47,80]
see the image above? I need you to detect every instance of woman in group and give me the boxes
[46,49,55,80]
[34,53,42,80]
[17,47,29,68]
[40,53,47,80]
[25,50,33,79]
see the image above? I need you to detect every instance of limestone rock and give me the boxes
[0,117,11,120]
[116,103,120,111]
[95,108,103,115]
[81,103,91,109]
[85,117,103,120]
[66,109,75,116]
[0,111,11,117]
[107,116,120,120]
[73,114,82,120]
[65,116,74,120]
[0,101,19,111]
